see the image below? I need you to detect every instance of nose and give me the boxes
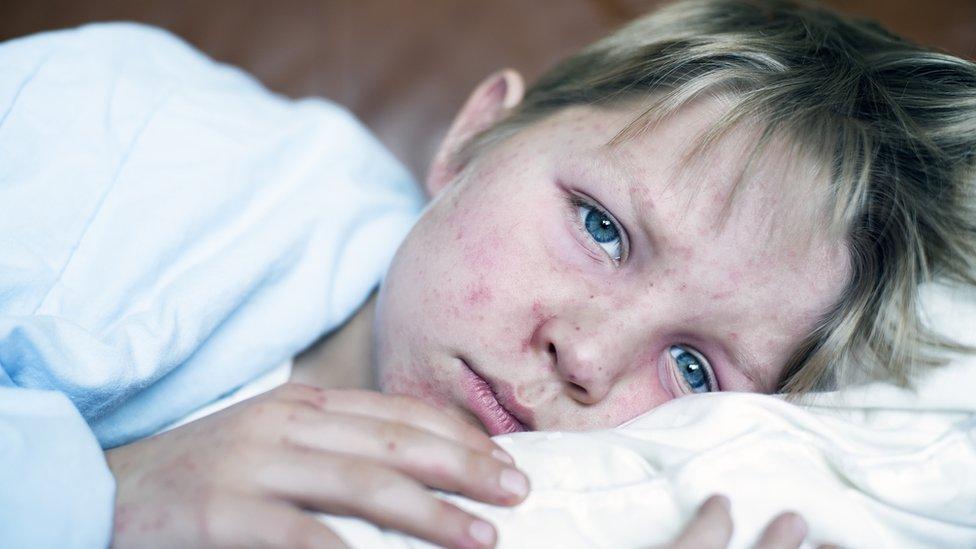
[531,312,628,405]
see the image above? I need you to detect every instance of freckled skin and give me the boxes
[374,98,851,432]
[465,282,493,305]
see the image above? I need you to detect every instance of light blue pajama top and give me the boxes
[0,23,425,547]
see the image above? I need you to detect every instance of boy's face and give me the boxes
[374,90,850,434]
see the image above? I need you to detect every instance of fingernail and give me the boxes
[702,494,730,513]
[499,468,529,498]
[468,519,495,547]
[785,512,809,538]
[716,495,731,512]
[492,449,514,465]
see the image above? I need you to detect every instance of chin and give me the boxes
[378,364,447,403]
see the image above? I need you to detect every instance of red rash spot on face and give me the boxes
[531,301,546,321]
[387,441,396,452]
[463,233,502,270]
[465,284,493,305]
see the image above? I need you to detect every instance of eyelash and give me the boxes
[565,193,629,264]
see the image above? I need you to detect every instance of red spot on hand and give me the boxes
[179,455,197,472]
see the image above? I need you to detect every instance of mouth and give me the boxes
[458,358,530,435]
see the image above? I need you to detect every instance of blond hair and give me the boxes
[460,0,976,393]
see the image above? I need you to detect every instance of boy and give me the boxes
[2,0,973,547]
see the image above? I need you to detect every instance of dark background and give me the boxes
[2,0,973,179]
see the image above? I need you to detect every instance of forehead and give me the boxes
[524,99,850,389]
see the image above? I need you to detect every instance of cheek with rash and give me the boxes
[607,348,674,423]
[608,383,661,423]
[465,280,493,306]
[460,231,503,271]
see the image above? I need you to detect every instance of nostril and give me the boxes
[547,342,588,396]
[568,381,588,395]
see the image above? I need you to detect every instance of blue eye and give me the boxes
[668,346,715,393]
[572,197,624,261]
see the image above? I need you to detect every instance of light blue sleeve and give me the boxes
[0,387,114,548]
[0,22,424,546]
[0,21,423,442]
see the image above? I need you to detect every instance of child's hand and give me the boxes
[662,495,834,549]
[105,382,526,548]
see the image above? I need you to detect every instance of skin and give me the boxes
[106,70,846,548]
[373,73,850,433]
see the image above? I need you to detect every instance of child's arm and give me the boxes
[106,382,525,548]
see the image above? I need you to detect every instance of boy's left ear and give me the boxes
[425,69,525,198]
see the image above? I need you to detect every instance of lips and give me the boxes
[459,359,529,435]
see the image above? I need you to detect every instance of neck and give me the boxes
[290,290,378,390]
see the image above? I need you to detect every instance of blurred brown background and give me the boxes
[1,0,973,180]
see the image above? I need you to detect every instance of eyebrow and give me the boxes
[603,147,771,393]
[603,147,663,253]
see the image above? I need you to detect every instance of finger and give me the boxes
[669,495,734,549]
[282,385,507,457]
[282,409,529,506]
[199,494,348,549]
[753,512,808,549]
[260,448,498,549]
